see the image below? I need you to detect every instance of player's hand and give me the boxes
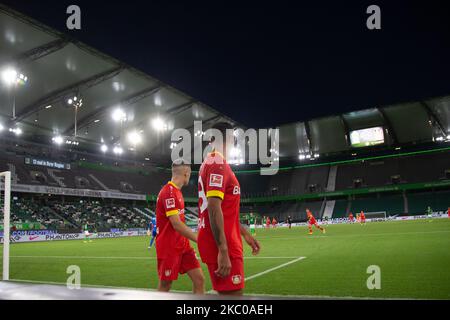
[215,249,231,278]
[244,234,261,255]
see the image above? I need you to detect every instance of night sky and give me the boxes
[2,0,450,128]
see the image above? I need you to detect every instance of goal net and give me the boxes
[0,171,11,281]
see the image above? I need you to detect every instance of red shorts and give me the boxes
[157,248,200,281]
[206,257,245,292]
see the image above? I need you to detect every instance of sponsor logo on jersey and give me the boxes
[165,269,172,277]
[166,198,176,209]
[209,174,224,187]
[233,186,241,195]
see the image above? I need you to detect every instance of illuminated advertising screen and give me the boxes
[350,126,384,147]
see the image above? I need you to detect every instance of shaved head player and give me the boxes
[198,122,261,296]
[155,159,205,294]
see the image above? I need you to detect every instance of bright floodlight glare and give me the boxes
[113,146,123,155]
[100,144,108,152]
[447,135,450,140]
[67,98,73,105]
[127,131,143,145]
[436,136,444,142]
[1,68,17,85]
[52,135,64,145]
[14,127,22,135]
[152,117,166,131]
[112,108,126,122]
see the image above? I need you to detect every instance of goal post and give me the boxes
[1,171,11,281]
[364,211,387,220]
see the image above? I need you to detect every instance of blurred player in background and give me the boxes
[448,207,450,219]
[155,160,204,294]
[272,217,277,228]
[197,122,260,296]
[360,211,366,225]
[148,216,157,249]
[306,209,325,235]
[266,216,271,229]
[248,213,256,236]
[348,212,354,223]
[83,222,92,243]
[287,215,292,229]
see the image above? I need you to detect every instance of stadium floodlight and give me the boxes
[127,130,143,145]
[436,136,444,142]
[152,117,167,131]
[101,144,108,153]
[45,105,52,109]
[9,127,22,136]
[1,67,28,89]
[52,135,64,145]
[0,123,3,132]
[299,154,306,160]
[447,135,450,140]
[112,108,127,122]
[314,154,320,158]
[113,146,123,155]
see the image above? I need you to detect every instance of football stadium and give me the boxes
[1,3,450,301]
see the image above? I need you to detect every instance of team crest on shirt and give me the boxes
[165,269,172,277]
[165,198,175,209]
[209,174,223,187]
[232,275,242,285]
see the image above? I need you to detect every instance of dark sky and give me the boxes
[3,0,450,128]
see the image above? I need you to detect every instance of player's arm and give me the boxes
[207,196,231,277]
[167,214,197,243]
[239,224,260,255]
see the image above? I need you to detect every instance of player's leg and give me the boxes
[158,280,173,292]
[181,249,204,294]
[186,268,205,294]
[315,223,326,233]
[308,224,312,234]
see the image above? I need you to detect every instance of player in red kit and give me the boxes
[198,122,260,296]
[360,211,366,225]
[272,217,277,228]
[447,208,450,219]
[306,209,326,235]
[266,217,271,229]
[349,212,354,223]
[155,160,205,294]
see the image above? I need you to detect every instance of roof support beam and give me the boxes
[14,66,125,123]
[14,39,69,64]
[420,101,447,137]
[304,121,314,153]
[376,107,398,145]
[64,85,163,135]
[339,115,351,148]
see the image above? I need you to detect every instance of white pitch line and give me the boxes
[8,255,298,260]
[245,256,306,281]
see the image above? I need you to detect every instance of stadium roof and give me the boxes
[0,4,239,163]
[0,4,449,165]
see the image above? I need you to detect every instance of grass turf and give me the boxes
[1,219,450,299]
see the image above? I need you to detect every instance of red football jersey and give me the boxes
[308,214,317,224]
[197,152,243,264]
[155,181,190,259]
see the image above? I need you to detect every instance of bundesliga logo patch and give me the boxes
[165,198,175,209]
[209,174,223,187]
[165,269,172,277]
[232,275,242,285]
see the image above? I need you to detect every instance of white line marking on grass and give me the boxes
[256,229,450,241]
[245,256,306,281]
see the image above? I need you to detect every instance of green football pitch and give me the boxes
[1,219,450,299]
